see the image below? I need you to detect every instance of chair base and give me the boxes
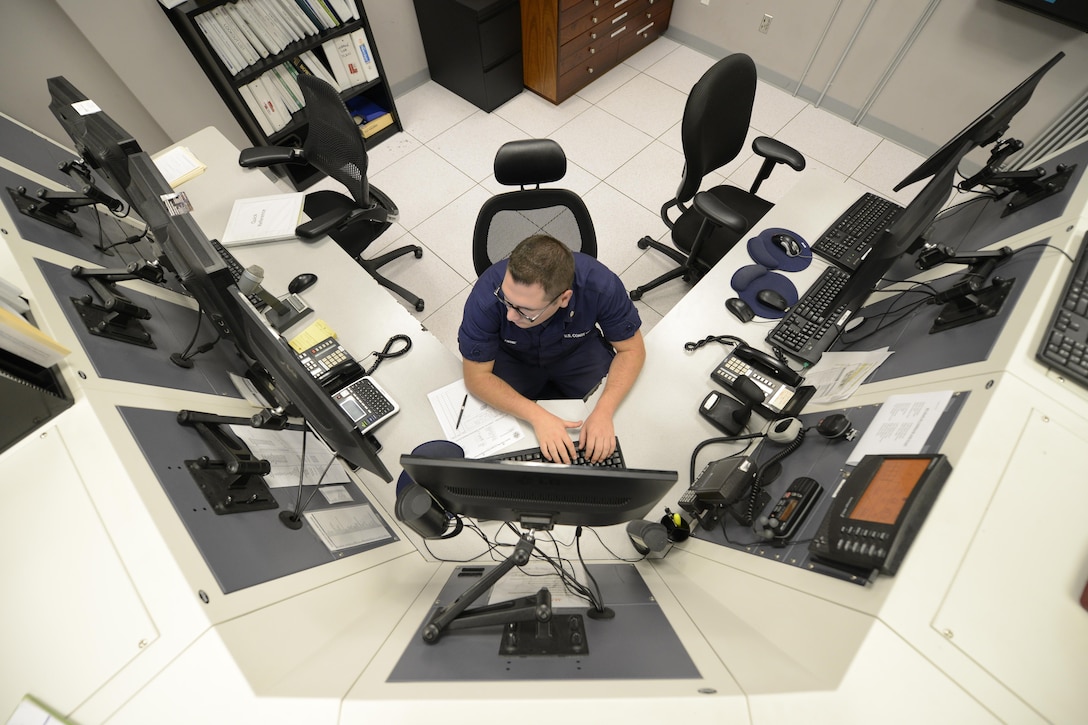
[357,245,426,312]
[629,236,704,301]
[306,190,426,311]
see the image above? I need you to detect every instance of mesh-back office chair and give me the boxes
[628,53,805,301]
[473,139,596,276]
[239,75,425,311]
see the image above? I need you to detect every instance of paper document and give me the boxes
[487,562,586,609]
[846,390,953,465]
[152,146,206,187]
[427,379,524,457]
[806,348,894,404]
[228,426,350,488]
[305,503,390,552]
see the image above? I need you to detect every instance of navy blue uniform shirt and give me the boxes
[458,253,641,398]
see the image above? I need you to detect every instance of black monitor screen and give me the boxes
[399,455,677,528]
[894,51,1064,191]
[833,150,963,313]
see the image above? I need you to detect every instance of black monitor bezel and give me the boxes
[894,51,1064,192]
[399,455,677,528]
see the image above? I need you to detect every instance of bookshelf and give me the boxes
[163,0,403,191]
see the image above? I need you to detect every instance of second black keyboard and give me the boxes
[767,266,853,367]
[813,192,904,272]
[484,438,626,468]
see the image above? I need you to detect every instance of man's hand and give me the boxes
[579,408,616,463]
[531,412,582,463]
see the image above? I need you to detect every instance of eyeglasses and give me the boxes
[493,285,561,323]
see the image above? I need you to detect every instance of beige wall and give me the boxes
[1,0,1085,164]
[669,0,1088,161]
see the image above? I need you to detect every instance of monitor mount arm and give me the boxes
[960,137,1076,218]
[6,182,124,237]
[915,243,1015,333]
[69,261,163,347]
[176,410,303,515]
[420,525,591,655]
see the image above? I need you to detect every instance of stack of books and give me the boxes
[193,0,360,76]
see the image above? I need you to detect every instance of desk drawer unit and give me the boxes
[522,0,672,104]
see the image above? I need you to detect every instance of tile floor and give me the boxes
[324,38,926,358]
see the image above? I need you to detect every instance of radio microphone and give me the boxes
[238,265,311,331]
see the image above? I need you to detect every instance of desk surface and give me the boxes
[2,120,1086,724]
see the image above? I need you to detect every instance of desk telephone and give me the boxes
[297,336,363,392]
[710,343,812,418]
[296,336,400,432]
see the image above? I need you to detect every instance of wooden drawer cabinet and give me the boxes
[522,0,672,104]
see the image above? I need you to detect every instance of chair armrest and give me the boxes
[752,137,805,171]
[693,191,748,235]
[295,203,396,241]
[238,146,305,168]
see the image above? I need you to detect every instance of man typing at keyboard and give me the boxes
[459,235,645,463]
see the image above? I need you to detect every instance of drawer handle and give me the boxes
[637,22,654,35]
[610,24,627,37]
[588,67,595,74]
[612,11,628,24]
[591,31,598,39]
[592,16,598,23]
[589,47,595,54]
[614,0,630,7]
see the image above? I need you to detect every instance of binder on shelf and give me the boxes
[350,27,379,82]
[297,49,339,88]
[222,192,306,247]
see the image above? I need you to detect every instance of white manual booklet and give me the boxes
[221,192,305,247]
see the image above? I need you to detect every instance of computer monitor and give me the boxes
[894,51,1064,191]
[235,297,393,482]
[398,455,677,529]
[47,76,141,201]
[47,76,393,484]
[831,150,964,314]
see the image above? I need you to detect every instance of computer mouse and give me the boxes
[288,272,318,294]
[772,233,802,257]
[756,288,790,312]
[725,297,755,322]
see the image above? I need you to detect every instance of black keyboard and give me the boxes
[813,192,904,272]
[210,237,265,309]
[767,266,853,367]
[1036,235,1088,388]
[485,438,626,468]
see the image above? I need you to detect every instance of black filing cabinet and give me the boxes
[413,0,523,112]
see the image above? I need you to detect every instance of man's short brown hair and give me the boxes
[507,235,575,299]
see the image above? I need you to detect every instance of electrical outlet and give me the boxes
[759,14,773,34]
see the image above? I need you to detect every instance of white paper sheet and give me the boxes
[846,390,953,465]
[427,379,525,457]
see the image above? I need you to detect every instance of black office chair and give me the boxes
[472,138,596,276]
[628,53,806,301]
[238,75,425,311]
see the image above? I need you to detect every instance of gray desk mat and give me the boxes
[0,114,89,188]
[831,239,1044,383]
[692,393,968,585]
[118,406,398,594]
[389,563,700,682]
[1,165,168,276]
[882,137,1088,285]
[36,258,247,396]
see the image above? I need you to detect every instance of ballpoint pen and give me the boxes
[455,394,468,429]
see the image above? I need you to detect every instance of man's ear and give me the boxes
[558,289,574,307]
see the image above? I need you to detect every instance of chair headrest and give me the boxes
[494,139,567,186]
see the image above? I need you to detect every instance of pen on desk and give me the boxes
[455,394,468,429]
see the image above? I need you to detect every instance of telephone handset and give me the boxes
[731,345,802,387]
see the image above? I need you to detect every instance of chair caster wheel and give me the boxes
[637,236,653,250]
[413,248,423,259]
[629,289,643,301]
[415,299,425,312]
